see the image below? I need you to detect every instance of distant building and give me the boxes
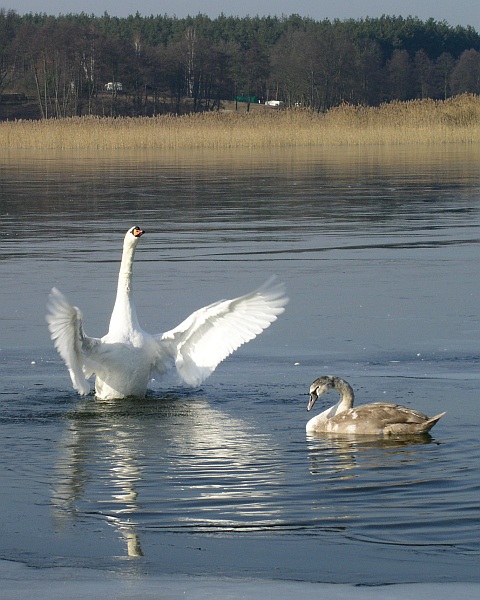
[265,100,285,108]
[236,95,260,103]
[105,82,123,92]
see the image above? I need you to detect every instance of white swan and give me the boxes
[306,376,445,436]
[46,226,288,400]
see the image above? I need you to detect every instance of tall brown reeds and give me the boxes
[1,95,479,150]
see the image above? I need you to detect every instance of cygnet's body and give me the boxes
[46,226,288,400]
[306,376,445,436]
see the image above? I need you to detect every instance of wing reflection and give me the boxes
[52,395,283,557]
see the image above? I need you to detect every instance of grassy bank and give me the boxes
[1,95,479,150]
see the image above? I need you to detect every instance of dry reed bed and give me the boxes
[1,95,479,149]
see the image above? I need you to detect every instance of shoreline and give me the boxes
[0,95,479,150]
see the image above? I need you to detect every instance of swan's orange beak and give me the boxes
[133,227,145,237]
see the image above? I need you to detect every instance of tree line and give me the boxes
[1,10,480,118]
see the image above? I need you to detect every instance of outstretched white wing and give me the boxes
[46,287,101,395]
[156,277,288,386]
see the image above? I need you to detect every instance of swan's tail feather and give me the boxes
[421,411,446,433]
[46,287,91,395]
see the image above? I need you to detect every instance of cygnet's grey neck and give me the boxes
[314,376,355,420]
[331,377,355,409]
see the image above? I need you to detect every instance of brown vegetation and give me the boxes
[0,95,479,150]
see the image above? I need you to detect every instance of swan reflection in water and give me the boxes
[51,393,283,557]
[305,431,443,545]
[306,431,435,478]
[52,398,146,557]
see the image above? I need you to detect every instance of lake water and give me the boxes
[0,145,479,590]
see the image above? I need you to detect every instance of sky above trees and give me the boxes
[2,0,480,32]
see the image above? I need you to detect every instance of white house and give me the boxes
[265,100,285,108]
[105,82,123,92]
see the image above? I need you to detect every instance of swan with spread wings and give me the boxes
[46,226,288,400]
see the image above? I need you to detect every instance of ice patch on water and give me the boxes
[1,560,479,600]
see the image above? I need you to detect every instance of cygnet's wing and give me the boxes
[46,287,101,395]
[156,277,288,386]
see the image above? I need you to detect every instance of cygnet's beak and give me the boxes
[307,392,317,412]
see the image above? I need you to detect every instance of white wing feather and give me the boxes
[156,277,288,386]
[46,287,100,395]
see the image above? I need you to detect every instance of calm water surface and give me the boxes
[0,145,479,583]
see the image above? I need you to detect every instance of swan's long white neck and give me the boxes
[108,234,141,339]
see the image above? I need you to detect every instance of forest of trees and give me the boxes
[1,10,480,119]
